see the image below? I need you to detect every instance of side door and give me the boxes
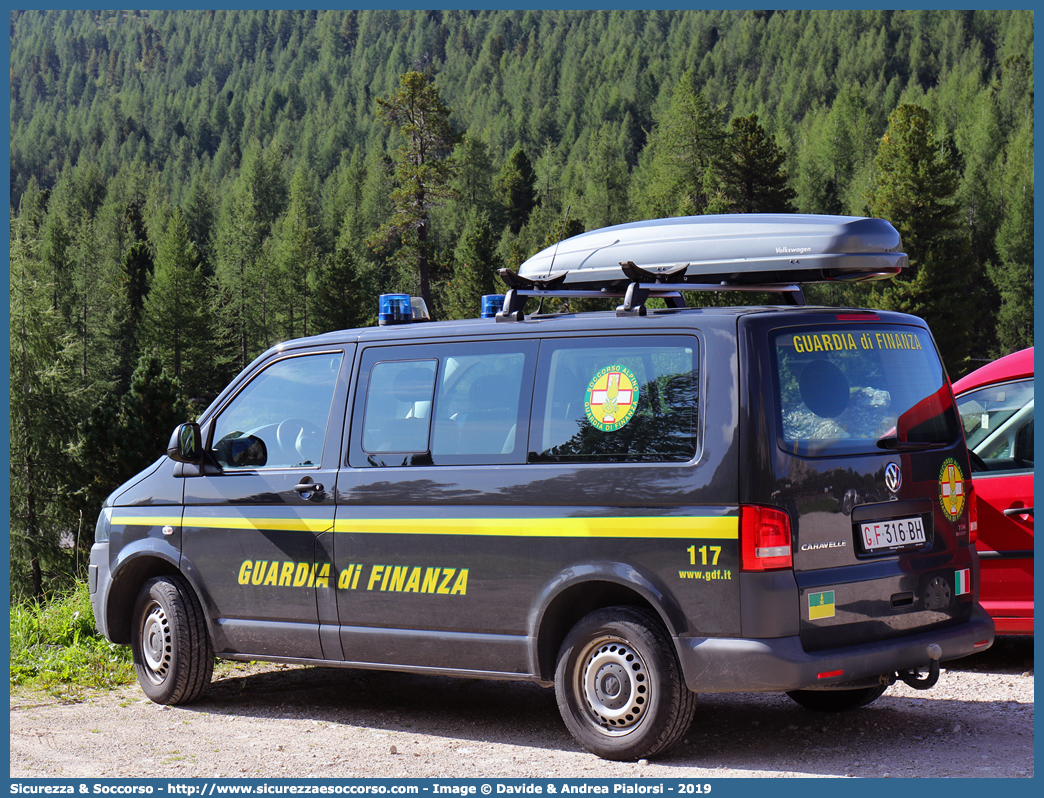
[334,338,538,672]
[181,347,352,659]
[957,377,1034,633]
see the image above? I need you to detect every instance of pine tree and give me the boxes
[10,220,81,599]
[183,168,216,275]
[987,118,1033,355]
[366,71,462,312]
[533,139,564,214]
[110,229,153,393]
[323,146,367,247]
[214,183,268,371]
[140,208,213,399]
[69,216,116,387]
[450,134,497,223]
[494,144,537,234]
[721,113,796,213]
[442,211,504,320]
[865,104,976,375]
[633,70,726,218]
[311,218,375,333]
[272,166,320,341]
[360,150,396,252]
[70,351,187,535]
[583,123,630,229]
[241,138,288,228]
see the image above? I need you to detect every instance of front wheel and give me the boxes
[554,606,696,761]
[786,684,888,712]
[131,575,214,705]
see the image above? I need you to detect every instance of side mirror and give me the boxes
[167,422,203,464]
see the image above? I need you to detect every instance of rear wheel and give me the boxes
[554,607,696,761]
[786,684,888,712]
[131,575,214,705]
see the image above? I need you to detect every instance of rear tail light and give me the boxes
[740,505,793,571]
[967,480,978,544]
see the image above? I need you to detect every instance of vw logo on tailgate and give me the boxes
[885,462,902,494]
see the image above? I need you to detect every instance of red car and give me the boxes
[953,347,1034,635]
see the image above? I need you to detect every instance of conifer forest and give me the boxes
[8,9,1034,598]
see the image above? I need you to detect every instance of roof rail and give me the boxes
[495,214,904,321]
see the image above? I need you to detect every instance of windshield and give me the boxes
[772,325,959,456]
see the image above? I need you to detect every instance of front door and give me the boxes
[181,348,351,658]
[957,376,1034,634]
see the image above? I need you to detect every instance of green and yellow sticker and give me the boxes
[585,365,639,432]
[938,457,966,522]
[809,590,835,620]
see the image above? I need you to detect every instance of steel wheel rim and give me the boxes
[576,634,649,736]
[140,600,172,685]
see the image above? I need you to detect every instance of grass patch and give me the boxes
[10,581,135,694]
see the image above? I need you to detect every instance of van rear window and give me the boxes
[773,326,959,456]
[529,336,698,463]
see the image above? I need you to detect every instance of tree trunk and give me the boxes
[417,218,432,313]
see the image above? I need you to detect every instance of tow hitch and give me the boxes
[897,643,942,690]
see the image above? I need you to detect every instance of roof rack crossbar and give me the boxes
[498,282,804,298]
[493,281,806,321]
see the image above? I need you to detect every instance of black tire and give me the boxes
[131,575,214,705]
[554,606,696,761]
[786,684,888,712]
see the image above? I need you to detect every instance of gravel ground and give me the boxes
[9,637,1033,779]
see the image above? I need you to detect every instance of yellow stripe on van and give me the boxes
[528,516,737,539]
[334,516,738,539]
[110,515,184,528]
[112,514,737,539]
[181,517,334,534]
[112,515,333,534]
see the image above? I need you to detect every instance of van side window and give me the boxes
[361,360,438,455]
[430,352,528,459]
[529,336,699,463]
[210,352,343,470]
[350,341,536,467]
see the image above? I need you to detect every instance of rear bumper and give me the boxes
[676,604,995,693]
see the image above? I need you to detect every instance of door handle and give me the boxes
[293,478,324,497]
[1003,506,1033,517]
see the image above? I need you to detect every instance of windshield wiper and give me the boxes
[876,436,949,452]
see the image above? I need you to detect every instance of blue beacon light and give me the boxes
[481,294,505,318]
[378,293,413,326]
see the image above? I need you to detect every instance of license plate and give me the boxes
[860,515,926,552]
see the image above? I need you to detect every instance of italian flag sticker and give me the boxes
[809,590,836,620]
[955,569,971,596]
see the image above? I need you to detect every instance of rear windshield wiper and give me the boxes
[876,436,949,452]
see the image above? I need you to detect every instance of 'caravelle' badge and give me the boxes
[585,365,639,432]
[938,457,966,521]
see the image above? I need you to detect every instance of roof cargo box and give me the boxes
[518,214,906,289]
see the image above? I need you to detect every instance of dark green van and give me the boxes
[89,214,993,760]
